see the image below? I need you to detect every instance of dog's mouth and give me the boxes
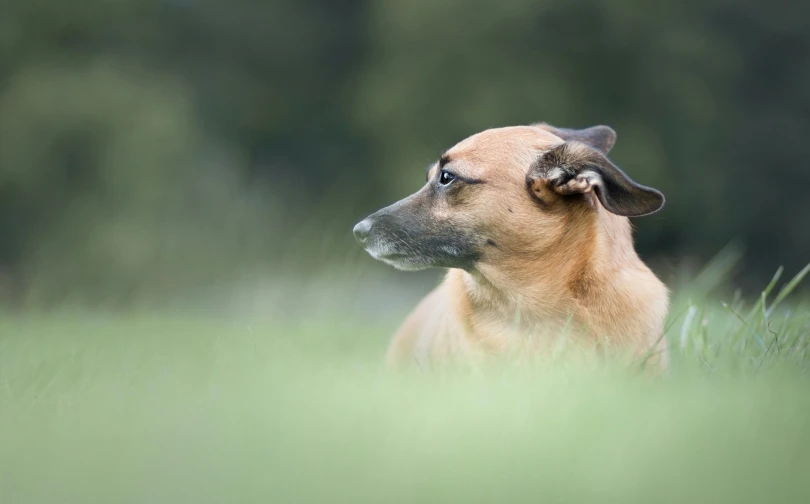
[363,238,481,272]
[375,251,409,260]
[366,246,431,271]
[353,214,481,272]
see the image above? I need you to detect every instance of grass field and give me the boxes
[1,257,809,503]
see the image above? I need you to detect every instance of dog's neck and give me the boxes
[456,209,640,332]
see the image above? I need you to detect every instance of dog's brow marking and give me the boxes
[439,153,451,168]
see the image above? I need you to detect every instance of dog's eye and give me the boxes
[439,170,457,186]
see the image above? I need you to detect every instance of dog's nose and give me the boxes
[353,219,372,244]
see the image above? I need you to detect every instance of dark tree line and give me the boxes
[1,0,808,301]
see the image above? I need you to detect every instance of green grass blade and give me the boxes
[723,302,767,351]
[767,262,810,317]
[747,266,783,321]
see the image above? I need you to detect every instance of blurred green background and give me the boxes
[1,0,809,307]
[3,3,810,503]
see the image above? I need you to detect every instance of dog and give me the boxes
[353,123,669,369]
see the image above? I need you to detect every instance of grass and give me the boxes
[1,256,810,503]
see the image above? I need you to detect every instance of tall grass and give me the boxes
[0,253,809,503]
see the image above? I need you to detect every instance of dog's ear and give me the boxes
[528,142,664,217]
[534,123,617,154]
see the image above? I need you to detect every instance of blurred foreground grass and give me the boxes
[1,258,809,503]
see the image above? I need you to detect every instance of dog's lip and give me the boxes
[373,251,429,272]
[367,248,416,262]
[375,252,411,260]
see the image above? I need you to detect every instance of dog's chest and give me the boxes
[465,310,578,356]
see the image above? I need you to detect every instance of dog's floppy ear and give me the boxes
[534,123,617,154]
[528,142,664,217]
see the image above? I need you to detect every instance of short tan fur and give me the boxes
[353,124,668,370]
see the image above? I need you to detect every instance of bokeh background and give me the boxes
[1,0,809,309]
[4,4,810,502]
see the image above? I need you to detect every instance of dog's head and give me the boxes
[353,124,664,271]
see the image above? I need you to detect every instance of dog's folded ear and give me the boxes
[528,142,665,217]
[534,123,617,154]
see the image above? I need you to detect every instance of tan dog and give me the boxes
[353,124,668,369]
